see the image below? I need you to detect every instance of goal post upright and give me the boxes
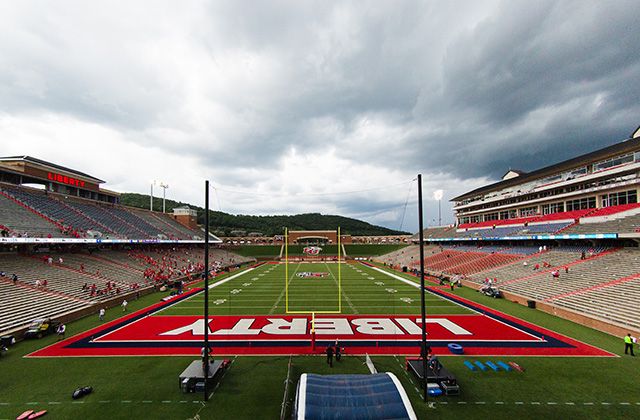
[337,226,342,313]
[285,227,289,313]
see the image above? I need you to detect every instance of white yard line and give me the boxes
[269,262,301,314]
[365,264,480,314]
[326,262,357,314]
[152,267,257,316]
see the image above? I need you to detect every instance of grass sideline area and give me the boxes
[224,245,282,258]
[2,263,639,419]
[344,243,407,256]
[224,243,407,259]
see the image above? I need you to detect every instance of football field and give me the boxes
[161,261,469,316]
[31,262,611,358]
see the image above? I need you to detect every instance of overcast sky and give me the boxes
[1,1,639,233]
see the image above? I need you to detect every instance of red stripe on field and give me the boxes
[94,314,537,342]
[26,275,615,358]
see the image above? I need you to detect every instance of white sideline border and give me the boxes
[152,266,258,316]
[364,264,480,314]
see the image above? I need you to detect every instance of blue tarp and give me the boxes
[295,373,417,420]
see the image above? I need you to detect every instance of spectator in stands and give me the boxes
[624,334,635,356]
[581,251,586,260]
[533,263,540,270]
[564,266,569,274]
[47,256,53,265]
[551,270,560,279]
[11,273,18,284]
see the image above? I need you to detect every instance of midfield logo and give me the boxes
[302,246,322,255]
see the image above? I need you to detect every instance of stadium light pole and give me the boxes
[203,180,210,401]
[433,189,443,227]
[418,174,428,403]
[159,182,169,213]
[150,181,155,211]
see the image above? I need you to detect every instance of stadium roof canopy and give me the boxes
[453,133,640,202]
[0,155,105,183]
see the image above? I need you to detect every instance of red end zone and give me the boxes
[29,288,614,357]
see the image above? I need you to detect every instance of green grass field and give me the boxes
[344,243,407,256]
[1,262,639,419]
[225,245,282,258]
[161,261,468,316]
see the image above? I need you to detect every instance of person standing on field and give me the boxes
[624,333,635,356]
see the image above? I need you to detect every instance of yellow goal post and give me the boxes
[284,227,342,315]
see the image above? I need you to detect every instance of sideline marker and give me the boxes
[485,361,500,371]
[497,361,512,371]
[474,361,487,371]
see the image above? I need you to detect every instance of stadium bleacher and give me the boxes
[0,183,202,239]
[0,247,254,335]
[378,243,640,332]
[0,193,63,237]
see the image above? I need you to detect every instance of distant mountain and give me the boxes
[120,193,410,236]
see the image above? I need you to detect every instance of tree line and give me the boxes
[120,193,410,236]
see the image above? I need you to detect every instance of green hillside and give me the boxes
[120,193,410,236]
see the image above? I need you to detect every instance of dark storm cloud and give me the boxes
[2,1,640,231]
[195,0,640,182]
[408,0,640,178]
